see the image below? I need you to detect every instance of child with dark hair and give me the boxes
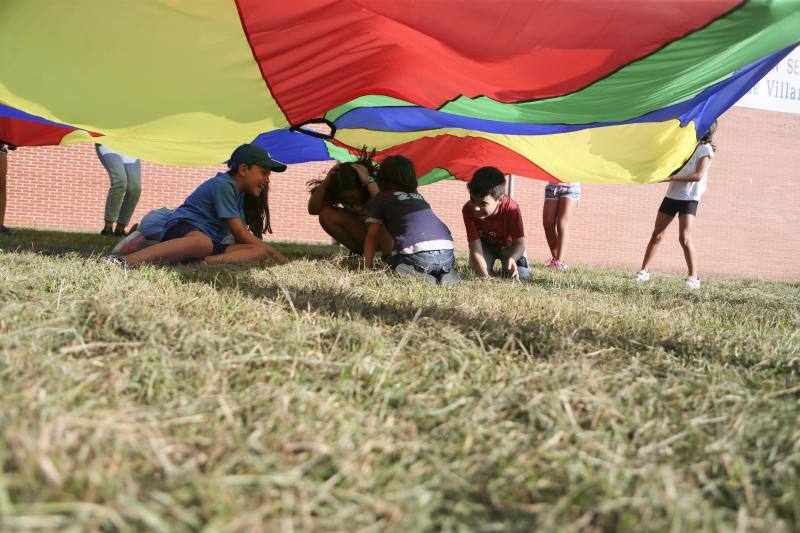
[635,121,717,289]
[463,167,530,280]
[364,155,459,285]
[307,148,392,256]
[542,181,581,271]
[105,144,288,268]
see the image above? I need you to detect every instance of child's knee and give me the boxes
[318,206,338,224]
[126,179,142,197]
[108,174,128,191]
[679,233,692,247]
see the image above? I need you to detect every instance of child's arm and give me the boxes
[226,218,288,263]
[503,237,526,280]
[468,239,491,278]
[364,223,382,269]
[667,156,711,183]
[353,164,380,198]
[308,169,334,215]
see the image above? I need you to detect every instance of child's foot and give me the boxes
[634,269,650,282]
[100,228,115,236]
[113,227,127,237]
[547,258,568,271]
[0,225,12,235]
[101,255,130,270]
[111,230,145,255]
[685,276,701,289]
[395,263,437,284]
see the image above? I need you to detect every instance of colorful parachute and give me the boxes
[1,1,798,184]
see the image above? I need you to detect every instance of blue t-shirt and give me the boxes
[366,191,454,254]
[162,173,244,243]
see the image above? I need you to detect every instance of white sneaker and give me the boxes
[685,276,701,289]
[634,269,650,282]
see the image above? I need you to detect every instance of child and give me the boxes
[105,144,288,268]
[113,184,272,256]
[363,155,459,285]
[307,148,392,256]
[96,144,142,237]
[635,121,717,289]
[542,182,581,270]
[462,167,530,280]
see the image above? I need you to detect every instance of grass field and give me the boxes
[1,229,798,531]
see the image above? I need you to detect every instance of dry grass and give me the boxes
[1,229,799,531]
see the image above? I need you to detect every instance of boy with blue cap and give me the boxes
[108,144,288,267]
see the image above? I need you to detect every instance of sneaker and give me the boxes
[438,269,461,287]
[554,260,568,271]
[0,225,12,235]
[101,255,129,270]
[100,228,115,236]
[394,262,436,284]
[113,228,127,237]
[546,257,557,267]
[685,276,701,289]
[111,230,145,255]
[634,269,651,282]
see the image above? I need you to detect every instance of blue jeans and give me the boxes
[478,240,531,280]
[391,249,459,285]
[97,146,142,226]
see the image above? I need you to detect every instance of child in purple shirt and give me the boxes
[364,156,459,285]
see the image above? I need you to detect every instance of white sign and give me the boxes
[735,47,800,115]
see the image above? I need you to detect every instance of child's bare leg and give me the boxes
[205,243,280,265]
[554,197,577,262]
[542,200,559,258]
[678,213,697,278]
[0,151,7,227]
[124,232,213,266]
[640,211,674,272]
[319,206,367,253]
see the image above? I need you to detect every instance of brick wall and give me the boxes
[4,107,799,280]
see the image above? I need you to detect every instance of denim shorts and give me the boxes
[545,182,581,201]
[161,220,230,256]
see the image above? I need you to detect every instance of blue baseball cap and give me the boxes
[228,144,287,172]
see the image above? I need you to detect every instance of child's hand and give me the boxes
[506,257,520,280]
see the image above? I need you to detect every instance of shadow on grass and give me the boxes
[172,263,771,368]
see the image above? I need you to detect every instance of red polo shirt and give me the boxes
[462,195,525,251]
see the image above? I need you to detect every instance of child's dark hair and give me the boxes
[307,147,377,204]
[376,155,417,193]
[243,185,271,237]
[700,120,717,151]
[467,167,506,199]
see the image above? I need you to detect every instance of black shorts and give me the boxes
[161,221,230,256]
[658,197,698,217]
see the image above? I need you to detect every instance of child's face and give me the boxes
[239,164,271,196]
[339,187,367,206]
[469,194,500,219]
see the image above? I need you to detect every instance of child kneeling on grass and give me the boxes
[105,144,288,268]
[463,167,530,280]
[363,155,459,285]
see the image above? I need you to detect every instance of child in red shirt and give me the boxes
[462,167,530,280]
